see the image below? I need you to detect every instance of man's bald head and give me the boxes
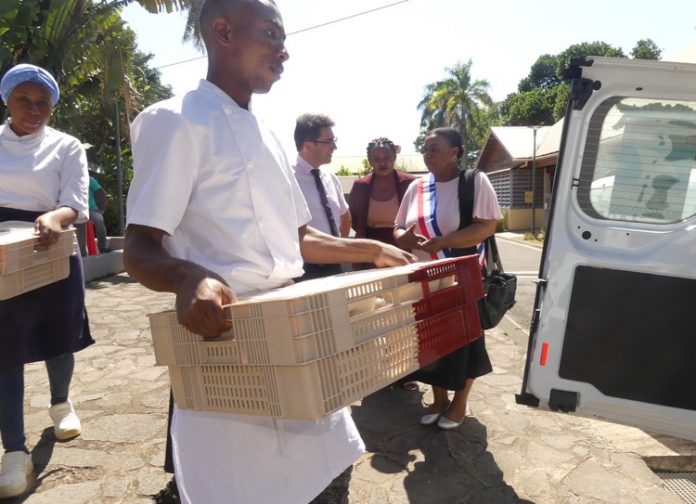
[197,0,287,108]
[199,0,276,49]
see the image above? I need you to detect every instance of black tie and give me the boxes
[310,169,339,237]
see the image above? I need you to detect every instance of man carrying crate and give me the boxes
[123,1,415,503]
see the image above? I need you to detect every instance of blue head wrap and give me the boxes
[0,64,60,107]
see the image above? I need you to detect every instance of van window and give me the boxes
[578,97,696,223]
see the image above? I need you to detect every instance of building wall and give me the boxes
[511,167,545,209]
[488,171,512,208]
[506,208,548,232]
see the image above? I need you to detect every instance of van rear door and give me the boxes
[517,56,696,442]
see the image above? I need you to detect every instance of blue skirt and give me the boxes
[0,207,94,367]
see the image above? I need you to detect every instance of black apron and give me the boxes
[0,207,94,367]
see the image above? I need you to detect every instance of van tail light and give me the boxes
[540,342,549,366]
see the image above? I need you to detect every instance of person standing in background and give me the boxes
[292,113,350,280]
[348,137,415,271]
[394,127,502,430]
[76,173,110,255]
[0,63,93,498]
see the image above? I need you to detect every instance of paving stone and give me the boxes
[24,481,101,504]
[80,413,163,443]
[9,273,696,503]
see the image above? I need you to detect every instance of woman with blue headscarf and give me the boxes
[0,63,94,498]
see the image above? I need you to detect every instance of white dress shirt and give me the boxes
[128,79,364,504]
[0,122,88,222]
[292,155,348,235]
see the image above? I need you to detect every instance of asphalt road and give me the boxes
[495,237,543,347]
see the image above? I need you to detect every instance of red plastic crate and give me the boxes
[412,276,484,320]
[416,301,482,367]
[407,255,481,297]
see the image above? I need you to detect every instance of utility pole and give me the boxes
[531,126,538,236]
[114,101,124,235]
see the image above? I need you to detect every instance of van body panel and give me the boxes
[519,56,696,442]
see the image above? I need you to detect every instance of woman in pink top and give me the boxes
[348,137,416,270]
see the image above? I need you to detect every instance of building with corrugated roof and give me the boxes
[475,121,563,231]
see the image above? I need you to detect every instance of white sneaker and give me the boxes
[0,451,32,498]
[49,401,82,440]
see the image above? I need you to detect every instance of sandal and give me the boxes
[402,380,419,391]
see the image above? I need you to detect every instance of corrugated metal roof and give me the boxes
[535,119,563,157]
[490,125,552,160]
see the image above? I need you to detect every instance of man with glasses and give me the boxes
[293,113,351,280]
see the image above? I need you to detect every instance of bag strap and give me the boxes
[457,168,478,231]
[486,234,505,273]
[451,168,479,257]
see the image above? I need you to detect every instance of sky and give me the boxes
[121,0,696,158]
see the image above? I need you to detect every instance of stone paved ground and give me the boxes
[4,272,696,503]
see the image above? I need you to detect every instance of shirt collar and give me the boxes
[0,119,48,144]
[294,154,318,175]
[196,79,254,113]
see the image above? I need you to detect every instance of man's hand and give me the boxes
[373,242,418,268]
[175,268,237,339]
[124,224,237,339]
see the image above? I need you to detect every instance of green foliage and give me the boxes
[335,166,352,176]
[496,210,508,232]
[501,85,567,126]
[524,228,545,242]
[518,54,560,92]
[631,39,662,60]
[359,158,372,176]
[394,161,409,173]
[555,41,625,75]
[417,60,496,164]
[1,0,174,234]
[500,40,661,126]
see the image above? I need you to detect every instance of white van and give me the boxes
[516,56,696,443]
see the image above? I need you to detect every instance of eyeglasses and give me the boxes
[311,137,338,146]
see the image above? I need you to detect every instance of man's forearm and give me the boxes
[300,225,380,264]
[123,227,204,294]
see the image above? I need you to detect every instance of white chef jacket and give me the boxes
[292,155,348,235]
[127,79,364,504]
[0,122,88,222]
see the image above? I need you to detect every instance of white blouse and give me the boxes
[395,172,503,262]
[0,122,89,222]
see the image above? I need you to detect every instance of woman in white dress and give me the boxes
[394,127,502,430]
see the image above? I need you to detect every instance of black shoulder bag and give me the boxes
[452,169,517,329]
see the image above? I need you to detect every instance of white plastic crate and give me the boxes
[168,323,420,419]
[0,256,70,300]
[149,257,479,366]
[0,221,75,274]
[152,301,417,366]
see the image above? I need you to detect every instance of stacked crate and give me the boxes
[149,256,484,419]
[0,221,75,300]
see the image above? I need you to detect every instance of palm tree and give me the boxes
[417,60,493,165]
[0,0,176,232]
[1,0,183,135]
